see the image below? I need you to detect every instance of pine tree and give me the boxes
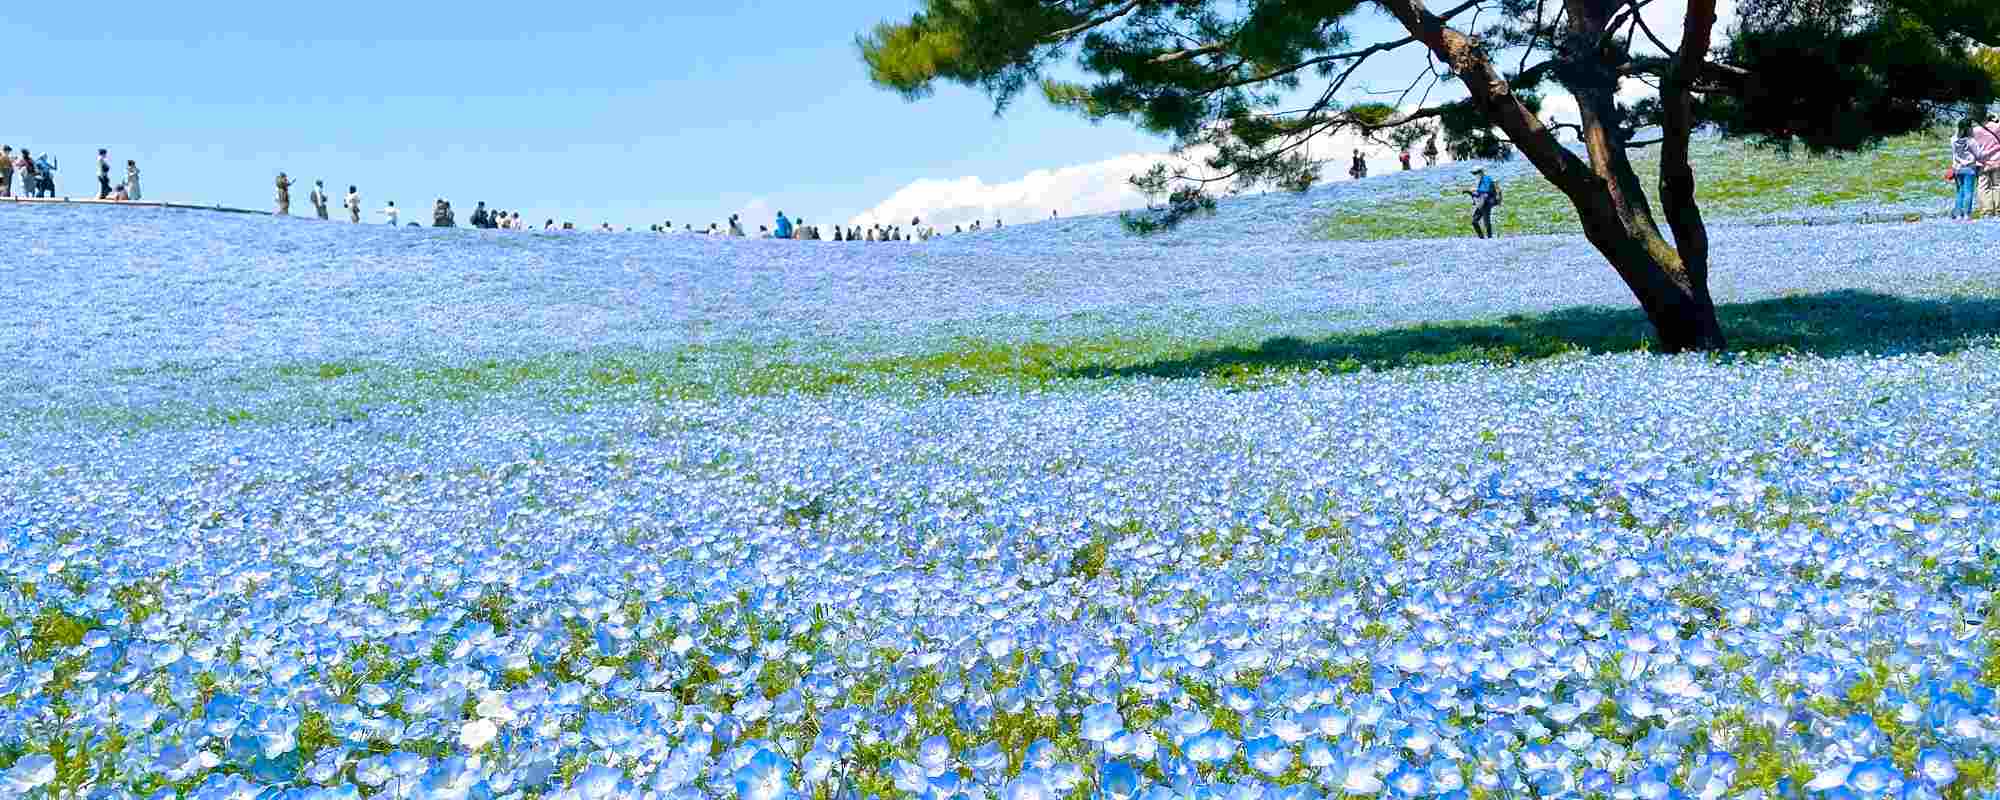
[857,0,1998,351]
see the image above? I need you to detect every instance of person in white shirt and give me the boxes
[344,186,361,223]
[379,201,399,225]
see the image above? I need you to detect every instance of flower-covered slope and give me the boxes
[0,191,1997,800]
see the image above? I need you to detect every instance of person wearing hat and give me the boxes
[1974,115,2000,218]
[1464,166,1500,239]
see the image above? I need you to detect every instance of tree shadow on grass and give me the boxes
[1067,290,2000,382]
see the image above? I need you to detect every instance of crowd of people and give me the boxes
[0,146,148,201]
[2,145,145,201]
[263,169,1015,239]
[1946,115,2000,220]
[12,139,1492,236]
[641,212,1007,242]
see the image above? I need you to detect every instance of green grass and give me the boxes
[18,289,2000,436]
[1321,130,1948,240]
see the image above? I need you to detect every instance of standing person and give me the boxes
[1976,114,2000,219]
[345,186,361,223]
[774,211,793,239]
[380,200,400,225]
[126,160,141,201]
[15,150,35,198]
[433,199,453,227]
[1399,151,1412,171]
[311,181,331,219]
[1953,120,1981,221]
[34,153,56,197]
[275,172,294,216]
[1423,135,1440,168]
[510,211,522,230]
[1349,149,1368,180]
[471,202,489,228]
[0,146,12,197]
[1464,167,1500,239]
[729,214,744,236]
[97,149,112,199]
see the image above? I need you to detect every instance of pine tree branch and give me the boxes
[1050,0,1146,40]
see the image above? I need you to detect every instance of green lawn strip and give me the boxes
[10,288,1998,438]
[1321,131,1948,241]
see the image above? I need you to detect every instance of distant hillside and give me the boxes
[1316,130,1948,240]
[950,130,1949,248]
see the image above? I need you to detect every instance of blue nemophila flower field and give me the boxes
[0,182,1997,800]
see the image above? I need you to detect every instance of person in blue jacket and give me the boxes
[1464,167,1499,239]
[34,154,57,197]
[774,212,794,240]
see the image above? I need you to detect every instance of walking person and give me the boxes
[125,160,141,201]
[379,201,400,225]
[275,172,294,216]
[1400,151,1412,171]
[97,149,113,199]
[1464,167,1500,239]
[345,185,360,223]
[311,180,331,220]
[0,146,12,198]
[1952,121,1981,221]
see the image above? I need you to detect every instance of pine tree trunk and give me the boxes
[1379,0,1729,352]
[1571,206,1727,352]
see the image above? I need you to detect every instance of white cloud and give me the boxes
[850,125,1456,230]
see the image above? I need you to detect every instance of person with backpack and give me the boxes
[1464,167,1501,239]
[1399,151,1412,171]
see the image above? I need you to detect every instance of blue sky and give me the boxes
[3,1,1629,230]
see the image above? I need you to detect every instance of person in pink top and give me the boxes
[1974,114,2000,218]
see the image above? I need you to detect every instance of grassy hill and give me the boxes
[1319,130,1948,240]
